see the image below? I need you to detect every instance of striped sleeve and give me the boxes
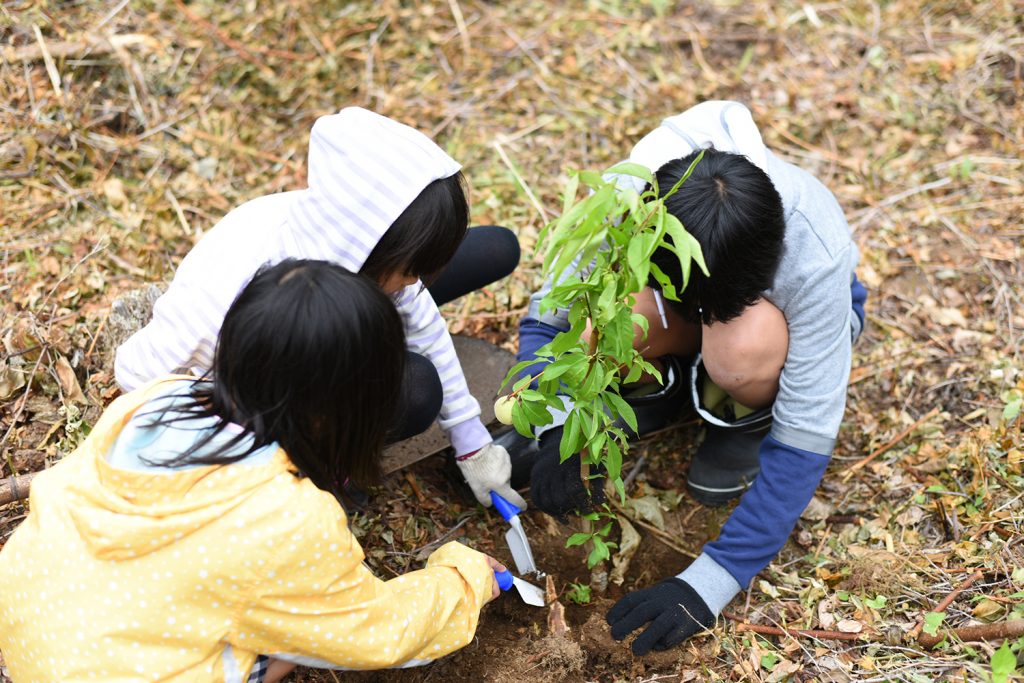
[395,284,489,454]
[114,280,228,391]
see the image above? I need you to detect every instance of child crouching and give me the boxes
[0,260,502,682]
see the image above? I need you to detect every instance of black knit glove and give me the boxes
[606,578,716,655]
[529,427,606,518]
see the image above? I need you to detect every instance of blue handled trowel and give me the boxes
[494,569,545,607]
[489,491,538,576]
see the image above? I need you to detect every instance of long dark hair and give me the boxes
[651,148,785,325]
[360,172,469,285]
[145,259,406,498]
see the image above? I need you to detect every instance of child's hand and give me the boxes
[485,556,508,601]
[455,443,528,510]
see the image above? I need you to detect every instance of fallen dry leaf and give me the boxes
[55,356,87,405]
[837,619,864,634]
[0,360,26,401]
[609,515,640,585]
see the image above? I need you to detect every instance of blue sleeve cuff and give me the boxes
[703,434,830,587]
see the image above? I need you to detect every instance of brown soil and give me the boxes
[294,432,711,683]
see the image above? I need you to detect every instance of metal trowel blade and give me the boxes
[512,577,546,607]
[505,516,538,576]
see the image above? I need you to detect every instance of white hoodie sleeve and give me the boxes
[395,283,491,456]
[114,279,224,390]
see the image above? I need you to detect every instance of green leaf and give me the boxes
[760,652,779,671]
[511,400,533,438]
[613,476,626,503]
[865,595,887,610]
[649,262,677,301]
[604,392,638,433]
[560,412,582,462]
[991,641,1017,683]
[1003,397,1022,422]
[565,582,592,605]
[587,537,611,568]
[687,229,709,276]
[547,323,587,356]
[541,354,588,382]
[922,611,945,637]
[501,359,539,389]
[512,373,534,392]
[604,439,622,481]
[577,170,606,188]
[519,399,554,427]
[605,161,654,185]
[596,275,618,321]
[561,173,580,215]
[623,362,644,385]
[566,532,592,548]
[581,405,600,439]
[661,213,692,289]
[664,148,705,198]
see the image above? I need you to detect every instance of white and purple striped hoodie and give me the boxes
[114,108,491,455]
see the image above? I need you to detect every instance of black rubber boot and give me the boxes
[686,354,772,507]
[618,354,690,440]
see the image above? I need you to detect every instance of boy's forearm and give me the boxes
[702,434,830,589]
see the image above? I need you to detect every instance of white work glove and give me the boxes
[455,443,528,510]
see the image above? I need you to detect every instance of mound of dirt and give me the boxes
[102,285,162,353]
[578,603,686,679]
[491,633,586,683]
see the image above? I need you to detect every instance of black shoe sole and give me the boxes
[686,476,755,507]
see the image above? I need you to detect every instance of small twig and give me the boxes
[909,569,984,639]
[445,0,472,59]
[492,139,549,225]
[2,33,156,62]
[31,25,63,100]
[0,472,39,506]
[407,517,472,559]
[842,407,940,479]
[918,620,1024,649]
[608,498,698,559]
[722,611,862,641]
[622,455,646,490]
[84,310,110,361]
[403,471,426,504]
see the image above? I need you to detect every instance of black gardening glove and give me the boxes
[606,578,716,655]
[529,426,606,518]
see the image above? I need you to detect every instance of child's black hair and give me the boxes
[360,172,469,285]
[146,259,406,498]
[651,148,785,325]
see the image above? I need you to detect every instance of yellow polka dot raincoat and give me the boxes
[0,380,495,681]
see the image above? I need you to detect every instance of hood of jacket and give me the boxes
[628,100,770,180]
[284,107,462,271]
[49,380,294,562]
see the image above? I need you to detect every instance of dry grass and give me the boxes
[2,0,1022,681]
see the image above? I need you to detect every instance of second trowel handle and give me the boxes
[493,569,514,591]
[490,490,521,521]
